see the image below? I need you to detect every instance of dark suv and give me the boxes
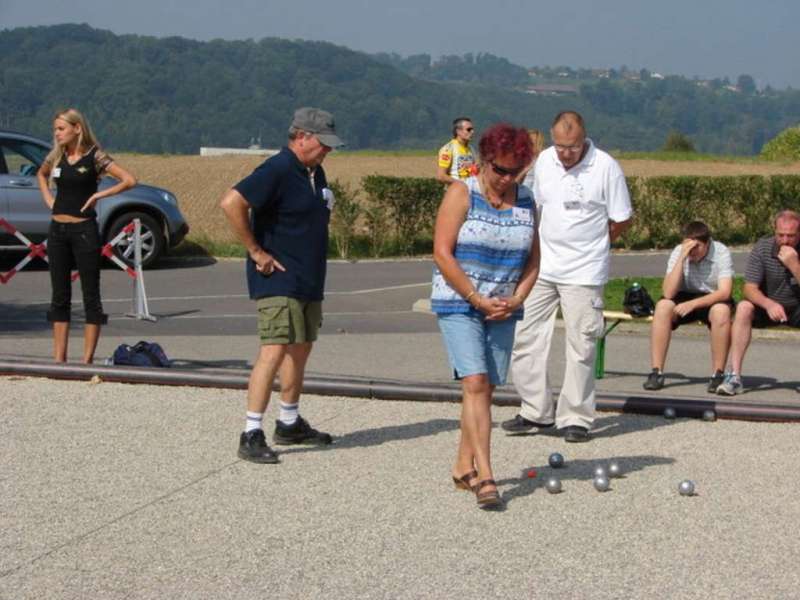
[0,129,188,268]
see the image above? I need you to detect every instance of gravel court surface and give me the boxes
[3,377,800,599]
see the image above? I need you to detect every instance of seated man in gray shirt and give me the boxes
[717,209,800,395]
[644,221,734,393]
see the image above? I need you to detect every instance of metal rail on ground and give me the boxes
[2,359,798,422]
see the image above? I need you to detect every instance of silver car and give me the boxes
[0,129,189,268]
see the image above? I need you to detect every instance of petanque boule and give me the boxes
[679,480,695,496]
[593,476,611,492]
[702,409,717,422]
[593,465,608,479]
[548,452,565,469]
[664,407,677,419]
[608,461,622,478]
[545,477,562,494]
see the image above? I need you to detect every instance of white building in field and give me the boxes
[200,146,278,157]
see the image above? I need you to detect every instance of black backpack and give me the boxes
[623,283,655,318]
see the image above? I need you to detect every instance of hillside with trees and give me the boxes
[1,24,799,154]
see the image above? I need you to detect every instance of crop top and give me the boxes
[48,147,113,219]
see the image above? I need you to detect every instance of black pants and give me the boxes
[47,220,108,325]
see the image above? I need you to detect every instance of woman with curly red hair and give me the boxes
[431,123,541,509]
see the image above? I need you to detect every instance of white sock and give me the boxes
[245,411,264,433]
[278,402,299,426]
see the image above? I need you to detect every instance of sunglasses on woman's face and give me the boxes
[490,161,524,178]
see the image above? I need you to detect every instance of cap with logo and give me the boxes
[290,107,345,148]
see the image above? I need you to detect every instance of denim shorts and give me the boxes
[437,313,517,385]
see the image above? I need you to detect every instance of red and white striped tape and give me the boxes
[0,218,139,284]
[0,218,49,284]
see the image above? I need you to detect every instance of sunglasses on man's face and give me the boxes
[461,127,474,133]
[490,161,524,177]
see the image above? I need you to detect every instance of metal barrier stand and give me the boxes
[125,218,157,322]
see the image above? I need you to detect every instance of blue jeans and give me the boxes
[47,220,107,325]
[437,313,517,385]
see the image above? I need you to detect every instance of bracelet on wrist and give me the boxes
[464,290,477,304]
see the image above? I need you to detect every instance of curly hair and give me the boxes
[478,123,534,166]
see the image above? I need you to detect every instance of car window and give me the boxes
[0,140,49,176]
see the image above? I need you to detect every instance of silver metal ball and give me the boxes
[548,452,565,469]
[593,465,608,479]
[608,462,622,478]
[545,477,562,494]
[664,407,677,419]
[593,476,611,492]
[678,480,695,496]
[702,409,717,422]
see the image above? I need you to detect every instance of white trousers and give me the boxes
[511,279,605,429]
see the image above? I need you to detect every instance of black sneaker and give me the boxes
[238,429,280,464]
[273,416,333,446]
[500,414,555,433]
[643,369,665,391]
[564,425,590,443]
[707,370,725,394]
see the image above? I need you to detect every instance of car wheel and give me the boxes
[106,212,165,269]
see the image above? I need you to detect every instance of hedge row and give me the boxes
[328,175,800,257]
[623,175,800,248]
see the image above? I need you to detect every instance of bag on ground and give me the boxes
[111,341,171,367]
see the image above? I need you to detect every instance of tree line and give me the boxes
[1,24,798,155]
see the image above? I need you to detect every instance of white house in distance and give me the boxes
[200,139,278,157]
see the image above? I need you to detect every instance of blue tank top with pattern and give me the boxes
[431,176,536,318]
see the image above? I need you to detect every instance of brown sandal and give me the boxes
[452,470,478,492]
[475,479,502,509]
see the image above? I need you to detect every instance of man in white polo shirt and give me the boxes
[643,221,734,393]
[504,111,633,443]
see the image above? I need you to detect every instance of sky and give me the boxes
[2,0,798,89]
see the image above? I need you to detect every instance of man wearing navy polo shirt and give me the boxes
[221,107,344,463]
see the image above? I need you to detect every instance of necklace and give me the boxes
[480,175,509,208]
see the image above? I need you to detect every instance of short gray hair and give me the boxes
[774,209,800,227]
[288,126,307,141]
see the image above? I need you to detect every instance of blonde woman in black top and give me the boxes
[36,108,136,363]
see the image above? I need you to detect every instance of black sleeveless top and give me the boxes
[52,147,112,219]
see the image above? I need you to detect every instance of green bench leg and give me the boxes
[595,335,606,379]
[595,318,623,380]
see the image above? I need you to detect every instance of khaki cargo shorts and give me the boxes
[256,296,323,345]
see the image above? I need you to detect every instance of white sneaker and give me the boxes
[717,373,743,396]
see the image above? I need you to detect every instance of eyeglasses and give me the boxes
[490,161,524,178]
[461,127,474,133]
[554,142,584,152]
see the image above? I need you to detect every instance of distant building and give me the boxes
[524,84,579,96]
[199,146,279,157]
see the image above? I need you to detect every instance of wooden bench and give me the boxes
[596,310,653,379]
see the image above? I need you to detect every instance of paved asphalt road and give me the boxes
[0,250,751,339]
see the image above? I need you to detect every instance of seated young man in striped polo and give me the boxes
[717,210,800,395]
[643,221,734,393]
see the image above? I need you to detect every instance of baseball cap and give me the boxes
[290,107,345,148]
